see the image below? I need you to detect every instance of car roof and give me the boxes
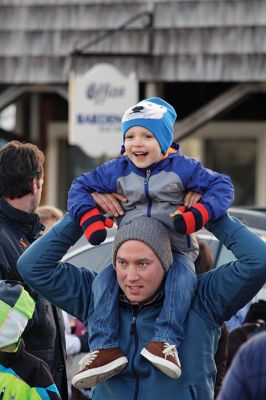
[228,207,266,233]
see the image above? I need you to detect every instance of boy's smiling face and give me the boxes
[124,126,163,168]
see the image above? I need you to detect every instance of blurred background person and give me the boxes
[217,330,266,400]
[226,297,266,370]
[63,312,90,400]
[195,240,229,398]
[36,205,64,234]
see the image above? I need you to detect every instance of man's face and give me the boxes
[115,240,165,304]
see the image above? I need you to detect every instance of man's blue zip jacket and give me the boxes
[17,213,266,400]
[68,145,234,254]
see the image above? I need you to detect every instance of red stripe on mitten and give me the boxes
[80,208,113,245]
[173,204,210,235]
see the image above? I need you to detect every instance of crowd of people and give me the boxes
[0,96,266,399]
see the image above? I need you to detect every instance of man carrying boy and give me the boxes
[67,97,234,388]
[17,211,266,400]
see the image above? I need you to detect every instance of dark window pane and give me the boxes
[205,139,256,206]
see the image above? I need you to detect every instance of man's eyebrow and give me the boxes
[116,256,151,262]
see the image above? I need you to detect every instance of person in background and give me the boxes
[62,312,90,400]
[36,205,64,234]
[225,303,251,332]
[195,240,229,398]
[226,298,266,370]
[217,330,266,400]
[68,97,234,388]
[0,140,68,399]
[0,280,61,399]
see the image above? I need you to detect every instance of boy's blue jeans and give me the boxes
[89,252,197,351]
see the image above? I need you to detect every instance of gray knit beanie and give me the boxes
[113,216,173,272]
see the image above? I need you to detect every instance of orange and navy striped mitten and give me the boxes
[173,204,210,235]
[80,208,113,245]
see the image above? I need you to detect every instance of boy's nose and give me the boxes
[133,137,144,146]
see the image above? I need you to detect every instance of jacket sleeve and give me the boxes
[180,157,234,220]
[67,159,121,220]
[196,213,266,325]
[17,213,95,323]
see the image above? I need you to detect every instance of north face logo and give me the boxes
[166,183,178,191]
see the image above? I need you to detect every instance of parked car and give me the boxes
[62,207,266,272]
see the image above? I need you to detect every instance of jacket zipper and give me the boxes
[144,168,152,217]
[130,307,140,400]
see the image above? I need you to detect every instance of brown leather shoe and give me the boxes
[140,341,181,379]
[72,347,128,389]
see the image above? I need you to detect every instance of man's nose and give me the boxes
[126,266,139,281]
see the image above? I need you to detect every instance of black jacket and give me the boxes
[0,198,68,399]
[0,340,61,399]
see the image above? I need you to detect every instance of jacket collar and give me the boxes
[120,284,165,308]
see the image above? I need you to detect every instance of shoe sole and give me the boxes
[72,357,128,389]
[140,348,181,379]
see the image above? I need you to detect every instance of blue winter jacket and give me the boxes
[17,213,266,400]
[68,146,234,255]
[218,331,266,400]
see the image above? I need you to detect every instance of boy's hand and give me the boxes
[91,192,126,217]
[172,204,210,235]
[80,208,113,245]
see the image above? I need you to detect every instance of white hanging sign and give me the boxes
[69,63,138,157]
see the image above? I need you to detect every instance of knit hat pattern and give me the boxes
[113,216,173,272]
[121,97,177,155]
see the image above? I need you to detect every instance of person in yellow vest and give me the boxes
[0,280,61,399]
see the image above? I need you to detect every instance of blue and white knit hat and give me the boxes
[121,97,177,154]
[0,280,35,348]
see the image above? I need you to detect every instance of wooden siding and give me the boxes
[0,0,265,83]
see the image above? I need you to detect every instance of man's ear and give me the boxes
[31,179,38,195]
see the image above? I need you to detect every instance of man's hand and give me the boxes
[91,192,126,217]
[184,191,202,207]
[170,191,202,219]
